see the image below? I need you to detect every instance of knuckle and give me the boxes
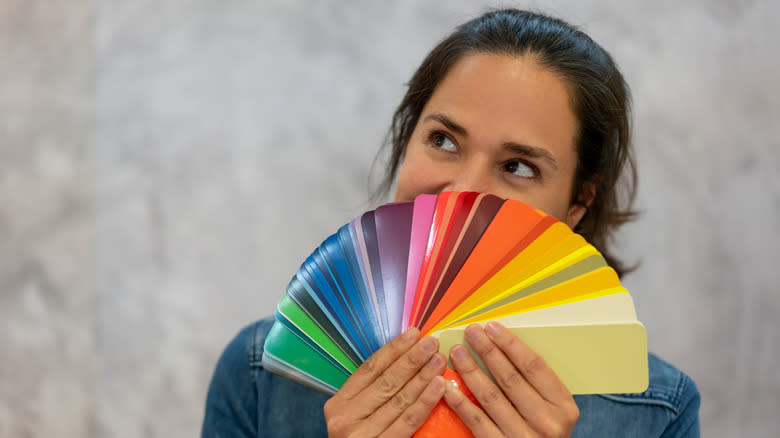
[389,392,409,411]
[409,373,432,394]
[325,416,348,434]
[417,388,437,406]
[564,402,580,424]
[361,355,377,374]
[474,338,498,356]
[538,406,579,438]
[458,359,479,375]
[478,386,503,405]
[540,421,564,438]
[466,412,484,429]
[376,374,398,395]
[322,397,341,419]
[405,351,426,369]
[401,409,423,428]
[323,399,334,417]
[521,355,546,377]
[446,391,467,410]
[498,369,524,389]
[499,331,518,348]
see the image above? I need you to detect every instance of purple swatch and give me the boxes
[374,201,414,339]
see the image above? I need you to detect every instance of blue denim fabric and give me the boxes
[202,317,700,437]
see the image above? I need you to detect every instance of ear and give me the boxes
[565,180,598,229]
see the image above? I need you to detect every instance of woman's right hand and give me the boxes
[323,328,448,437]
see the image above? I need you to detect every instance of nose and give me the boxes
[442,159,494,194]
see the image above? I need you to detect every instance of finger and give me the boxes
[369,352,447,428]
[442,374,502,437]
[484,321,574,406]
[381,375,447,437]
[352,336,440,418]
[464,324,549,419]
[450,343,527,437]
[338,328,421,400]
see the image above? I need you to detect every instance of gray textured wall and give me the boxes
[1,0,778,437]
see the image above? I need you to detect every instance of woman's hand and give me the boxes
[324,328,448,437]
[444,322,579,437]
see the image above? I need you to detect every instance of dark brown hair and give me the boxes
[376,8,638,276]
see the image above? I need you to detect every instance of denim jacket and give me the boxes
[202,317,700,437]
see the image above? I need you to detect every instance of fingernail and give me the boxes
[450,344,469,362]
[427,353,444,369]
[464,324,485,343]
[402,327,419,342]
[419,336,437,353]
[445,378,460,395]
[486,321,503,338]
[429,376,444,393]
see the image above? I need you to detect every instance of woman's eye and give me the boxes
[504,160,536,178]
[430,133,457,152]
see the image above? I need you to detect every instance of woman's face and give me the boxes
[394,53,588,228]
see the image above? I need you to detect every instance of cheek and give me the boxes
[393,148,448,202]
[515,191,572,223]
[395,161,432,202]
[546,203,572,223]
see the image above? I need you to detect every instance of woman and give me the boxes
[202,9,700,437]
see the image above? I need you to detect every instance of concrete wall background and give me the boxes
[1,0,778,436]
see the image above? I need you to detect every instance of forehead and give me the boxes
[422,53,579,155]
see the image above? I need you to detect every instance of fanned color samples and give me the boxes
[262,192,649,429]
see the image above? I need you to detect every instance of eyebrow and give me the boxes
[423,112,468,137]
[422,112,559,170]
[502,142,559,170]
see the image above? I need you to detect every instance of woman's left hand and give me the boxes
[443,321,579,437]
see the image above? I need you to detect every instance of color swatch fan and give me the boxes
[262,191,648,401]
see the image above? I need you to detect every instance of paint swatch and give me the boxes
[262,192,648,434]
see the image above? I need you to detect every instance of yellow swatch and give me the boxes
[449,267,622,326]
[432,222,574,331]
[435,322,648,394]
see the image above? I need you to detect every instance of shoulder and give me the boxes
[573,353,700,437]
[201,318,274,437]
[208,316,276,386]
[238,315,277,369]
[201,316,330,438]
[598,353,700,413]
